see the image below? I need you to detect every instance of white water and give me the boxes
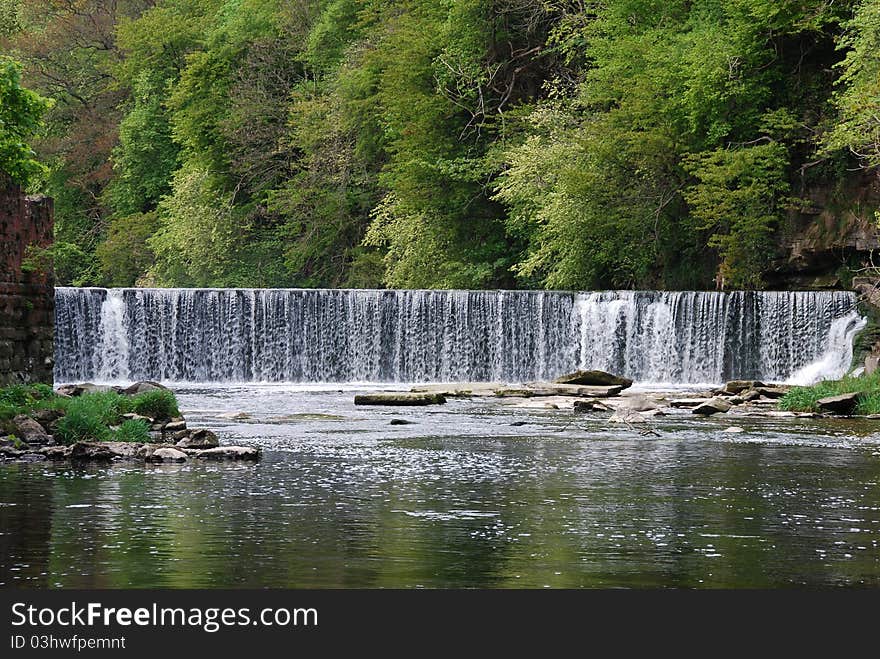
[54,288,864,385]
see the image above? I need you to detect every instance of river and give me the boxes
[3,384,880,588]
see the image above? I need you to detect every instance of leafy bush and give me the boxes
[779,372,880,415]
[131,389,179,420]
[114,419,150,443]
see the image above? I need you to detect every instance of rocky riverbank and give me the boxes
[0,381,260,464]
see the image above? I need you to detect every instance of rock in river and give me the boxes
[151,447,188,463]
[355,393,447,406]
[176,429,219,449]
[553,370,633,389]
[816,392,863,415]
[716,380,765,395]
[692,398,732,415]
[194,446,261,461]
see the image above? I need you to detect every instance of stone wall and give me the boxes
[0,179,54,385]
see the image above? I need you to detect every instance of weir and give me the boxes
[54,288,865,385]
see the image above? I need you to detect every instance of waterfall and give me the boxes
[53,288,864,385]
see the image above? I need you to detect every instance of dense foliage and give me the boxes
[2,0,879,289]
[0,56,50,186]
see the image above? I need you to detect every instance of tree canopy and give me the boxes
[2,0,879,289]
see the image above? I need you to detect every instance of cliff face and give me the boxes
[0,180,54,385]
[766,172,880,290]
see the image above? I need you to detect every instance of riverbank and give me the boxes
[0,382,260,464]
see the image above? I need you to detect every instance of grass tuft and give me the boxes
[779,371,880,414]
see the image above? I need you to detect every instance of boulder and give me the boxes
[716,380,765,396]
[150,447,188,463]
[553,370,633,389]
[816,392,863,415]
[120,381,169,396]
[194,446,261,461]
[176,429,219,449]
[163,420,187,432]
[12,414,53,446]
[68,442,116,460]
[692,398,732,415]
[354,393,446,406]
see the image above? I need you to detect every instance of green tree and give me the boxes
[0,56,51,185]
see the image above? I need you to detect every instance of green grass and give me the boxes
[779,371,880,414]
[130,389,179,420]
[113,419,150,443]
[0,383,58,421]
[0,384,181,445]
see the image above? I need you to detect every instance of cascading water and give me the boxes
[53,288,864,385]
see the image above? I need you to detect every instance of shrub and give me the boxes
[131,389,179,420]
[114,419,150,443]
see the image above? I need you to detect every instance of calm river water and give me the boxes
[2,384,880,588]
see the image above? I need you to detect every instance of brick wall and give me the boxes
[0,179,54,385]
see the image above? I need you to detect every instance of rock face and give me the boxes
[150,447,188,463]
[12,414,52,446]
[692,398,732,415]
[176,429,219,449]
[554,370,633,389]
[354,393,447,406]
[816,392,863,414]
